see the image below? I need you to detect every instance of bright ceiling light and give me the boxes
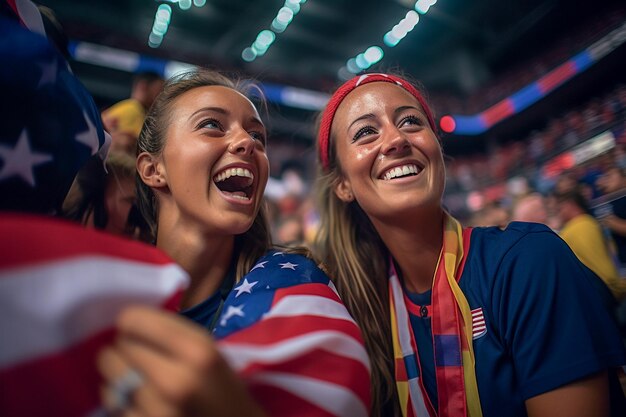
[415,0,437,14]
[276,7,294,24]
[257,30,276,46]
[242,47,257,62]
[364,46,384,64]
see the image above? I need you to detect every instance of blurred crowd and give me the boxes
[445,82,626,218]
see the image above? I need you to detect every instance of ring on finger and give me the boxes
[110,368,143,411]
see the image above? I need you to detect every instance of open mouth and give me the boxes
[213,167,254,200]
[380,163,423,181]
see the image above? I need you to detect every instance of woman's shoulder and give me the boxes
[463,221,576,296]
[469,221,563,263]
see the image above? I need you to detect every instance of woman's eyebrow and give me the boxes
[188,106,229,122]
[247,116,265,128]
[394,105,422,116]
[347,113,376,132]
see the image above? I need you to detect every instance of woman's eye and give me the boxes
[197,118,223,131]
[400,115,423,127]
[352,126,376,142]
[249,131,266,145]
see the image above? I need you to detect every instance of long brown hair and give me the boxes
[314,124,396,417]
[136,68,271,281]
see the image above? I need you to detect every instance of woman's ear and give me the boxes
[137,152,166,188]
[334,177,355,203]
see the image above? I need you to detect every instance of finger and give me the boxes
[116,336,204,406]
[116,306,217,365]
[97,346,129,385]
[133,384,183,417]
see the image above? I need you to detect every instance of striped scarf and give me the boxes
[389,214,483,417]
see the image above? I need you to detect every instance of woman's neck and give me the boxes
[372,208,444,293]
[157,219,235,310]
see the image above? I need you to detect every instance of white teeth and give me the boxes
[382,164,420,180]
[213,167,254,183]
[229,192,250,200]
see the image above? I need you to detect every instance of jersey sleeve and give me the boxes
[490,229,626,401]
[214,252,371,417]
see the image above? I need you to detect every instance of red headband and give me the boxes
[317,73,436,170]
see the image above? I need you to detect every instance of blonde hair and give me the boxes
[314,142,397,416]
[136,68,271,281]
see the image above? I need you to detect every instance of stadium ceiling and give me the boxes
[36,0,625,145]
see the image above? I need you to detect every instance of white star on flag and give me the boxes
[0,129,52,187]
[279,262,298,270]
[37,60,57,88]
[220,305,245,326]
[234,278,258,297]
[75,111,100,155]
[250,261,268,272]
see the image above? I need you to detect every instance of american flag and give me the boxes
[0,0,110,214]
[0,214,188,417]
[215,251,372,417]
[471,307,487,340]
[0,216,371,417]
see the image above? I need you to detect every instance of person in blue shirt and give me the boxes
[314,73,626,417]
[97,69,370,417]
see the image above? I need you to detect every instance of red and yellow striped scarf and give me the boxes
[389,214,482,417]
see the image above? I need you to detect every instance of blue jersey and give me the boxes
[405,222,626,417]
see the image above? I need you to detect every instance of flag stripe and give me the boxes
[248,384,336,417]
[234,348,370,405]
[272,282,343,305]
[221,315,364,345]
[0,257,186,367]
[0,328,113,417]
[264,293,356,323]
[0,215,175,270]
[251,372,369,417]
[220,330,370,372]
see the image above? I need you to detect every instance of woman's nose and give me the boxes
[381,129,411,156]
[228,129,255,155]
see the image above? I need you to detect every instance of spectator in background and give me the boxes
[101,71,164,154]
[511,192,549,225]
[555,190,626,301]
[275,214,304,246]
[62,152,142,238]
[596,166,626,275]
[472,202,509,228]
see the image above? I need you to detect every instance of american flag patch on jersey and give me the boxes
[471,307,487,339]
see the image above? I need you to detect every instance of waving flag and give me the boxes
[0,214,188,417]
[0,0,110,214]
[215,252,372,417]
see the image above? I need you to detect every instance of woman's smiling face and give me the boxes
[331,81,445,223]
[155,85,269,235]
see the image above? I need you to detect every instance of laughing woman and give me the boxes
[97,70,370,417]
[314,73,626,417]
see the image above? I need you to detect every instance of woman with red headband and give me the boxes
[314,73,626,417]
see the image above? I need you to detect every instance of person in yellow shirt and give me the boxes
[556,190,626,300]
[101,71,164,154]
